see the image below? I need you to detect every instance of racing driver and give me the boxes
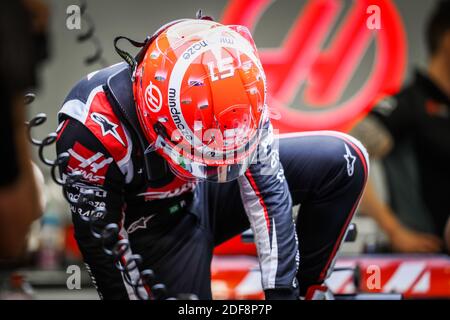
[56,16,369,300]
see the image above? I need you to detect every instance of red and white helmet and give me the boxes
[133,19,268,182]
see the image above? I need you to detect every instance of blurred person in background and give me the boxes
[0,0,49,259]
[351,0,450,253]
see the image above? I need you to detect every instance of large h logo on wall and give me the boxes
[221,0,407,132]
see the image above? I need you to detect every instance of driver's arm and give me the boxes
[56,118,141,299]
[237,120,299,300]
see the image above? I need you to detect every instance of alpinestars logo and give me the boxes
[127,215,155,234]
[90,112,126,146]
[67,142,113,185]
[344,144,356,176]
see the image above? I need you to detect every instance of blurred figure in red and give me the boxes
[352,0,450,253]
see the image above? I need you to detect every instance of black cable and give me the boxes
[76,0,108,68]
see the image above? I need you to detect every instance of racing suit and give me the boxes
[56,62,369,299]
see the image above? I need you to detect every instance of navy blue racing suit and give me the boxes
[56,63,368,299]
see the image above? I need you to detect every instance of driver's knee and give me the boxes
[311,131,369,197]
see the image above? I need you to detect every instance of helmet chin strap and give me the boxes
[113,35,150,81]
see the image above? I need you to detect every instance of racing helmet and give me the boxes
[132,18,268,183]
